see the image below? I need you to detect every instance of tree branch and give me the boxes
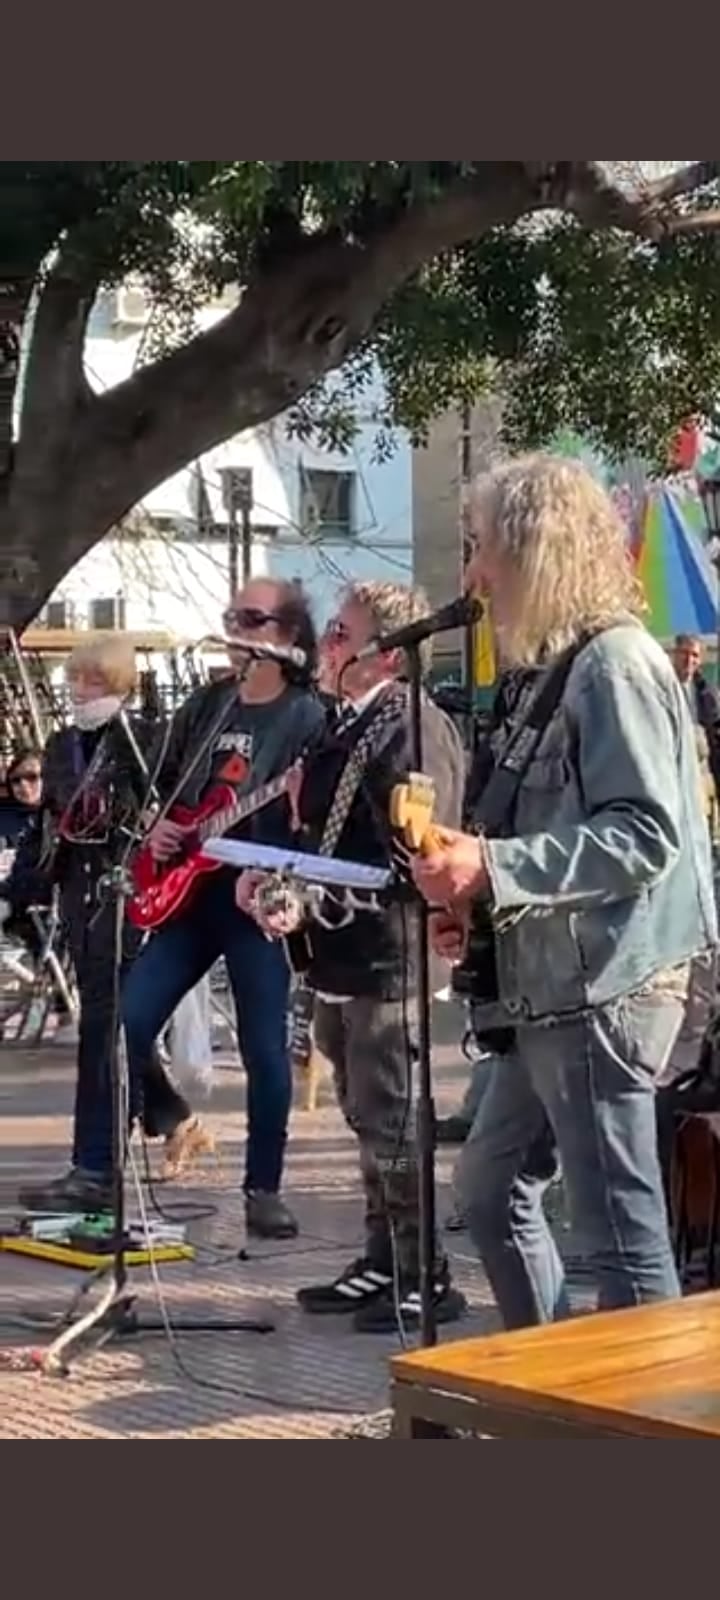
[38,164,541,571]
[562,160,720,239]
[637,161,720,204]
[13,233,99,482]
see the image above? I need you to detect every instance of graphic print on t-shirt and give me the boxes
[213,730,253,788]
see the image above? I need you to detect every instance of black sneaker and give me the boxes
[297,1256,393,1315]
[245,1190,298,1240]
[353,1276,467,1334]
[445,1203,468,1233]
[435,1115,472,1146]
[18,1168,113,1215]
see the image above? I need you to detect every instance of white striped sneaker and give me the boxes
[297,1256,393,1315]
[353,1278,467,1334]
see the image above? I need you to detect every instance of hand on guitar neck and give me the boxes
[390,772,477,962]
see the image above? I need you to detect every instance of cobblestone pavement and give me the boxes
[0,1002,518,1439]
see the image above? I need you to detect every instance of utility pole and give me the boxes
[220,466,254,597]
[459,402,475,746]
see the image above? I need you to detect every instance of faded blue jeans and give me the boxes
[457,992,683,1328]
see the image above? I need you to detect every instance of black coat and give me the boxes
[693,673,720,793]
[5,718,151,923]
[286,687,465,999]
[0,798,37,850]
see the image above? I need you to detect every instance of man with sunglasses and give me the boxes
[239,581,468,1332]
[121,578,325,1240]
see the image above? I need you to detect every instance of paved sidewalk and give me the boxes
[0,1004,511,1439]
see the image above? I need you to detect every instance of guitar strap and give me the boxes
[317,687,407,857]
[287,687,406,1006]
[474,623,624,837]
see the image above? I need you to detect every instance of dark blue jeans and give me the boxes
[122,873,292,1194]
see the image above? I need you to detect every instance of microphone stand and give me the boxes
[41,670,275,1375]
[405,642,438,1349]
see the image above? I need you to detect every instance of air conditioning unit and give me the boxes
[90,596,127,631]
[45,599,75,630]
[113,284,148,327]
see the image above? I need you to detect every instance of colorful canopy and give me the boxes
[634,486,717,640]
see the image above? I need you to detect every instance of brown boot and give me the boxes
[162,1116,215,1180]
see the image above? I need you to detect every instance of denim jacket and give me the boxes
[475,621,717,1027]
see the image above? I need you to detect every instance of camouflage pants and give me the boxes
[314,995,438,1278]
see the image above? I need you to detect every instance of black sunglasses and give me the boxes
[223,606,280,634]
[324,619,351,643]
[11,770,41,785]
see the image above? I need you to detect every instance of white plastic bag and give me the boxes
[168,977,213,1098]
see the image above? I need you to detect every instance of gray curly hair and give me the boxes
[343,580,434,674]
[471,453,645,664]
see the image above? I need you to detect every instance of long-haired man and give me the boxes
[412,454,717,1327]
[121,578,325,1240]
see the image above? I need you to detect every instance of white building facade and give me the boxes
[45,288,413,648]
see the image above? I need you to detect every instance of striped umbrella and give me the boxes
[634,485,717,639]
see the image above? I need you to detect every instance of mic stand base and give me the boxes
[39,836,274,1377]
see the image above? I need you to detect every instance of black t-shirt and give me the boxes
[204,688,327,845]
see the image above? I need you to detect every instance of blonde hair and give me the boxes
[66,634,137,696]
[344,580,433,674]
[471,453,645,664]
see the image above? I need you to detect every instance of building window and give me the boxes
[299,468,355,539]
[90,596,126,630]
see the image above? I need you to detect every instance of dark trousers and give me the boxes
[122,873,292,1194]
[313,994,439,1280]
[65,896,190,1177]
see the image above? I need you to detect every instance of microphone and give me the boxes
[351,594,484,662]
[223,636,308,670]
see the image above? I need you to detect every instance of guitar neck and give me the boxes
[196,770,290,845]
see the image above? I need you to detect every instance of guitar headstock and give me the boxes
[389,771,437,853]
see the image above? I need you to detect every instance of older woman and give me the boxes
[5,635,210,1214]
[412,453,717,1327]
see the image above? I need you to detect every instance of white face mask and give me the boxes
[73,695,123,732]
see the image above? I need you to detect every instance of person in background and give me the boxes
[0,746,76,1041]
[4,637,204,1213]
[671,634,720,827]
[0,747,44,845]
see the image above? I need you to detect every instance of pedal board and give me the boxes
[0,1211,194,1270]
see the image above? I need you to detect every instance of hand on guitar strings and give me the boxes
[149,816,192,862]
[235,869,304,940]
[410,825,489,909]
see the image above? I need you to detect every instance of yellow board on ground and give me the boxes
[473,604,496,688]
[0,1235,194,1270]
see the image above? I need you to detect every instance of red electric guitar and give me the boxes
[127,762,303,931]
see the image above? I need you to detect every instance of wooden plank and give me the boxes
[19,628,179,655]
[390,1293,720,1438]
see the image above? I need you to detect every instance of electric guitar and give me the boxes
[127,762,303,931]
[389,772,499,1005]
